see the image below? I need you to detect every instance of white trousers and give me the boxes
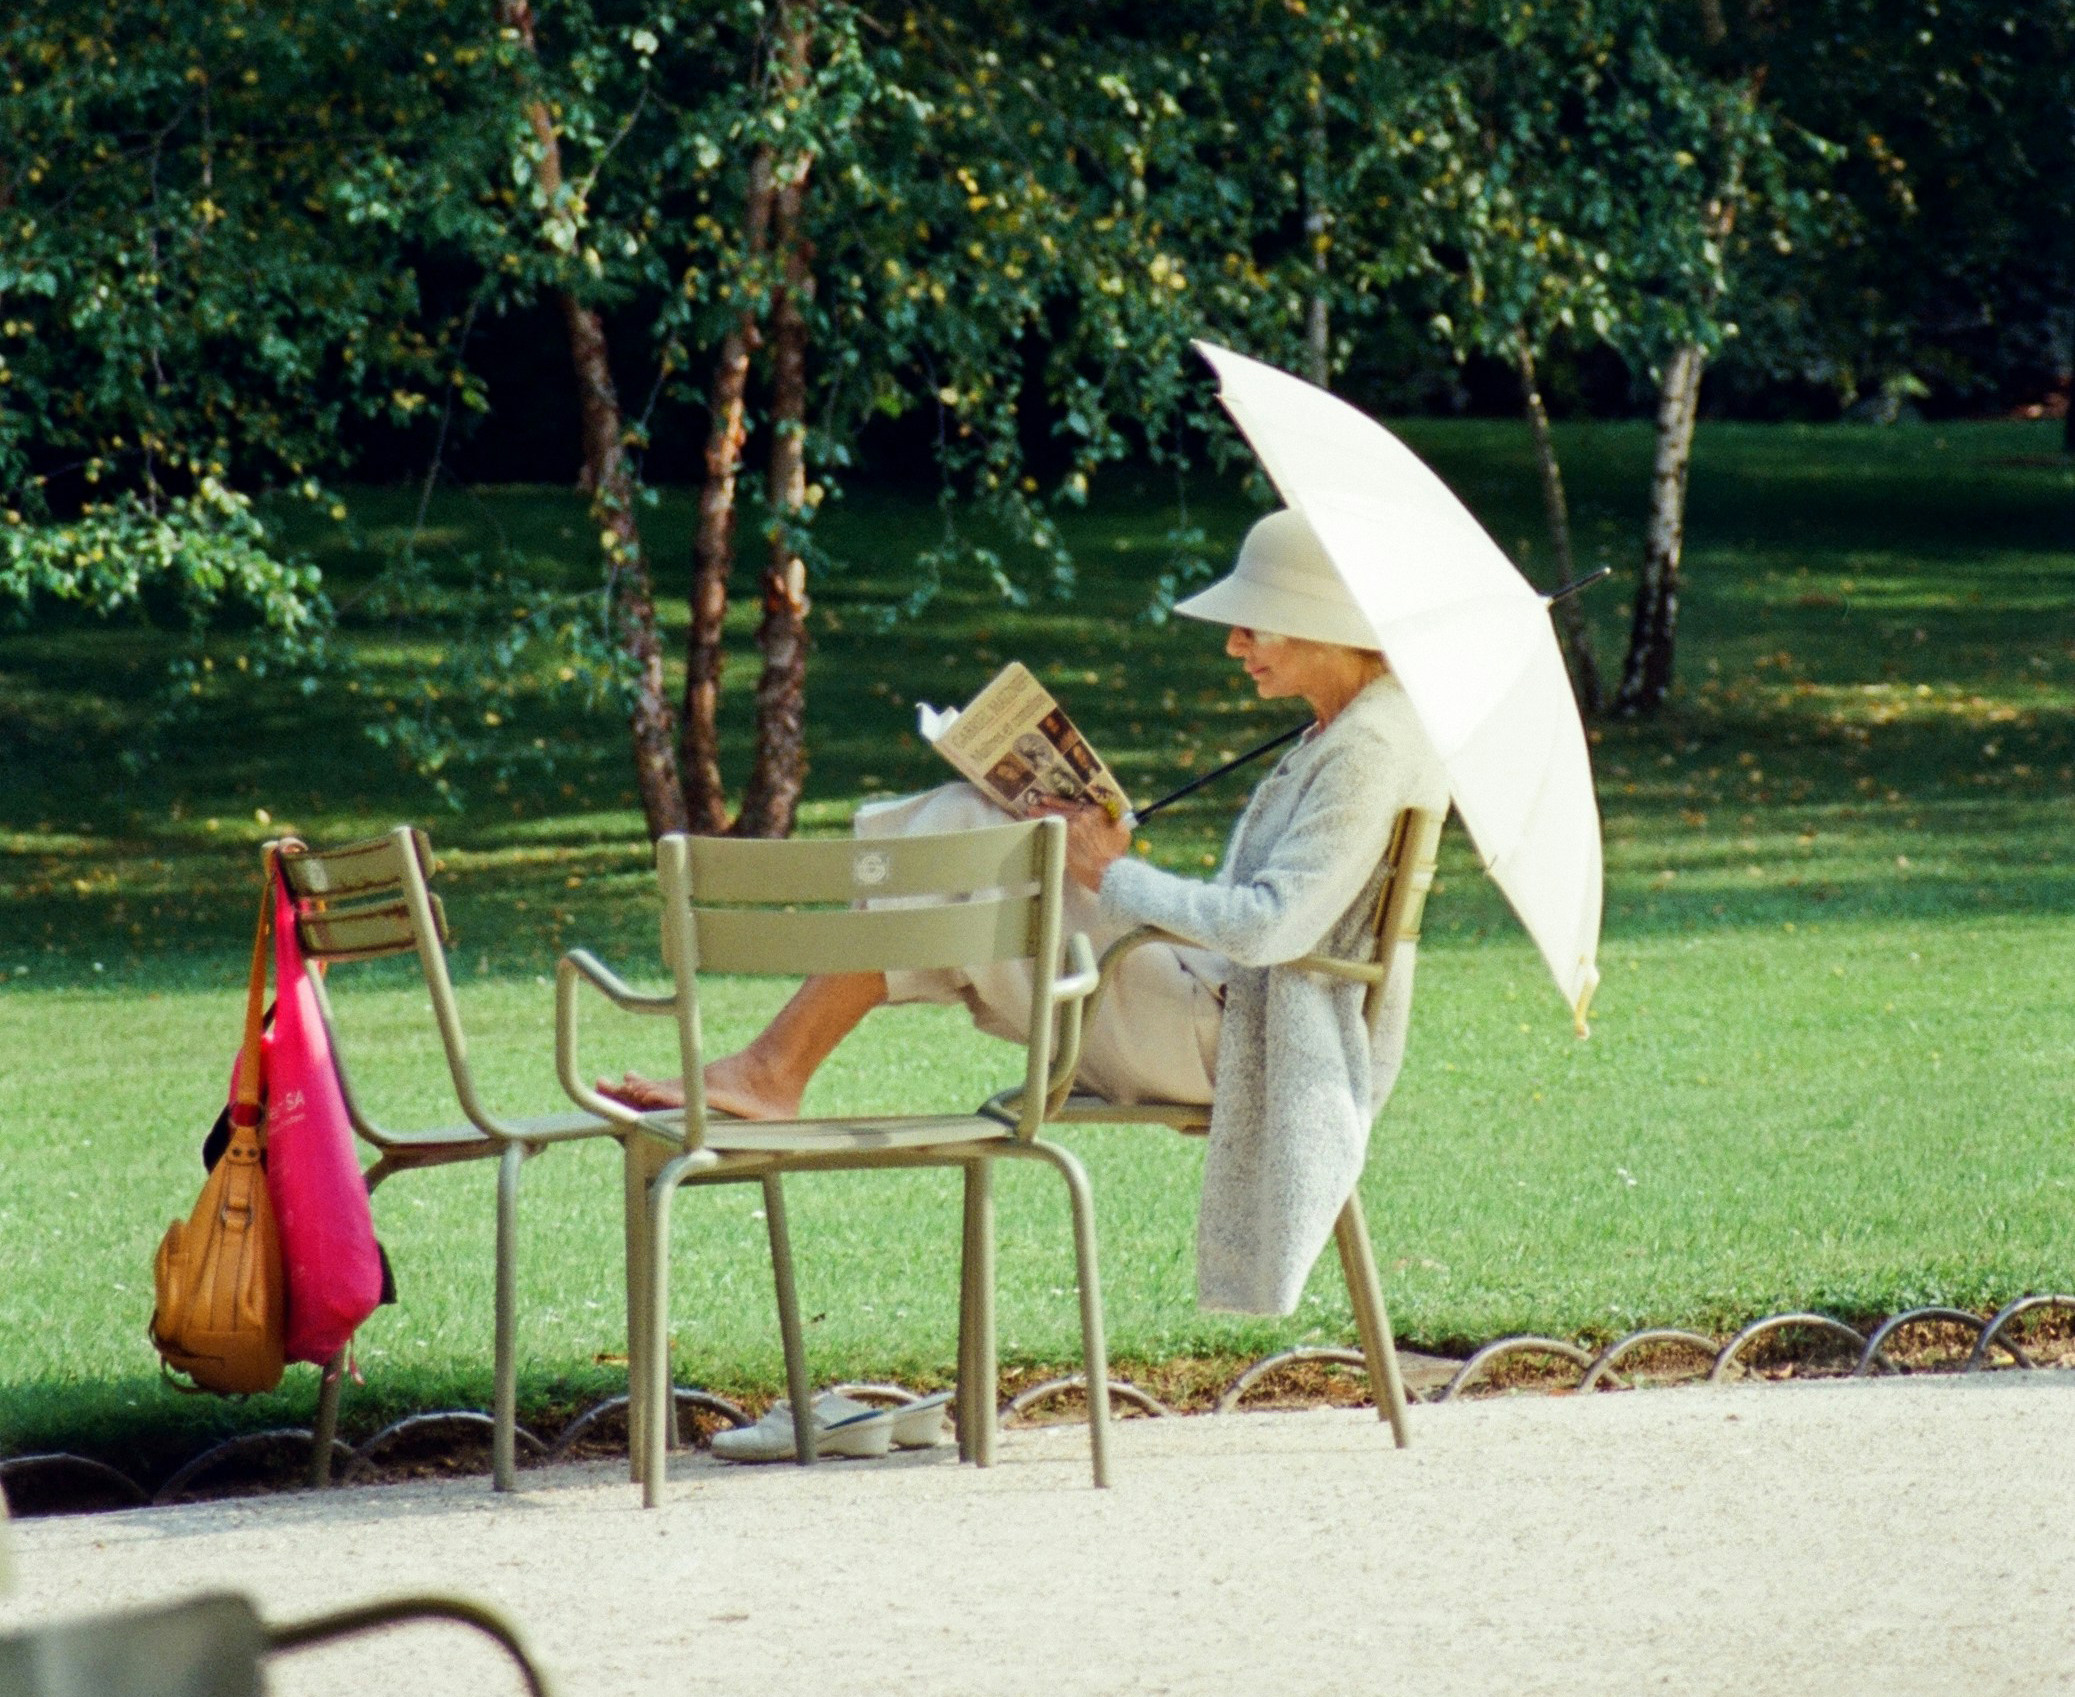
[853,784,1223,1105]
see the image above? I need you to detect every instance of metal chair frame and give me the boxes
[0,1588,552,1696]
[981,805,1447,1449]
[270,827,628,1492]
[556,817,1108,1506]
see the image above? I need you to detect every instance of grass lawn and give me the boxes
[3,417,2072,1473]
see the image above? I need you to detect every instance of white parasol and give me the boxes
[1196,340,1603,1032]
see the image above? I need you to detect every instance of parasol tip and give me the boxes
[1571,964,1600,1039]
[1546,566,1613,606]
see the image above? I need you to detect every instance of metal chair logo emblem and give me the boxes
[852,850,891,887]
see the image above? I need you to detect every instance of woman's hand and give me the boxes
[1036,799,1132,892]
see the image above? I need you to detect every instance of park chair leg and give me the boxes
[1334,1191,1410,1449]
[622,1138,654,1484]
[956,1161,978,1463]
[963,1158,998,1467]
[641,1160,692,1508]
[492,1142,526,1492]
[763,1175,817,1467]
[310,1350,346,1488]
[1015,1142,1111,1488]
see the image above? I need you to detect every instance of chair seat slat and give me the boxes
[363,1109,610,1152]
[994,1089,1210,1130]
[702,1113,1013,1155]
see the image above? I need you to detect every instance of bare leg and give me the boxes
[605,971,888,1120]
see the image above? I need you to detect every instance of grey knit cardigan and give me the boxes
[1097,674,1450,1314]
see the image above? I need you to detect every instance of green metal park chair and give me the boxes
[1,1436,551,1695]
[1,1486,551,1692]
[555,816,1107,1506]
[982,805,1447,1448]
[273,827,629,1493]
[0,1591,553,1696]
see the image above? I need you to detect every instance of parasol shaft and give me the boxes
[1134,721,1309,822]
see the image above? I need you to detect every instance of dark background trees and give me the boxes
[5,0,2069,822]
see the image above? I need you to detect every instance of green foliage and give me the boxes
[1405,4,1765,368]
[0,1,494,513]
[0,481,330,766]
[653,2,1249,599]
[3,0,2070,813]
[1730,0,2075,408]
[0,478,323,636]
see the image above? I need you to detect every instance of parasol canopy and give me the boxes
[1196,339,1603,1031]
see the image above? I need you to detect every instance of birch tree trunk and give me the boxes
[1303,94,1330,389]
[1613,341,1703,715]
[732,3,815,839]
[1612,23,1763,718]
[501,0,686,836]
[1514,330,1604,714]
[681,149,775,834]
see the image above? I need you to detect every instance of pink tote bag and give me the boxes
[266,870,386,1365]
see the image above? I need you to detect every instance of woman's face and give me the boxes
[1226,625,1334,701]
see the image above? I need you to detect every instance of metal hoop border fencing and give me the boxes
[0,1383,754,1512]
[5,1297,2068,1515]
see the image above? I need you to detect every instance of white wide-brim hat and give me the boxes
[1173,509,1383,649]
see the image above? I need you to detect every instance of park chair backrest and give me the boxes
[1352,806,1445,1020]
[1042,804,1446,1117]
[0,1593,267,1697]
[270,826,497,1140]
[653,817,1068,1149]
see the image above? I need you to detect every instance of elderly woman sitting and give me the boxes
[608,510,1448,1314]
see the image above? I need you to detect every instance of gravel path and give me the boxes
[6,1374,2072,1695]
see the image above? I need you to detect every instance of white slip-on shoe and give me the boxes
[888,1390,953,1450]
[818,1406,897,1458]
[814,1388,950,1449]
[710,1399,895,1463]
[709,1401,797,1464]
[810,1390,874,1425]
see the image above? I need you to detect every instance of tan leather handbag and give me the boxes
[151,861,286,1395]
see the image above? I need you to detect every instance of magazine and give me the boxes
[916,662,1132,821]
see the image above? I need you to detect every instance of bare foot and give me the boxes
[597,1053,800,1121]
[600,1072,685,1111]
[700,1050,801,1121]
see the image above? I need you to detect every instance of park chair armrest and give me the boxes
[1077,924,1188,1035]
[1038,928,1380,1111]
[1022,926,1178,1114]
[1290,951,1387,986]
[1035,931,1100,1119]
[976,932,1104,1129]
[1051,931,1100,1006]
[561,947,677,1013]
[555,950,687,1141]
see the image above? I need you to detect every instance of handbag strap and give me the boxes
[228,851,275,1130]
